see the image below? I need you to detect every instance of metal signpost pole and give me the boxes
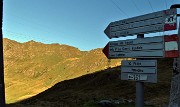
[136,82,144,107]
[136,34,144,107]
[0,0,6,107]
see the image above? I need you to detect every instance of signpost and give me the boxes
[103,7,179,107]
[103,34,179,59]
[121,60,157,83]
[104,8,177,39]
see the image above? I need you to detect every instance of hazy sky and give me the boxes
[2,0,180,51]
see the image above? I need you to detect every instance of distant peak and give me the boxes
[26,40,37,43]
[25,40,43,45]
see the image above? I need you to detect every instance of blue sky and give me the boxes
[2,0,180,51]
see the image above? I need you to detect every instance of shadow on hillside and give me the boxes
[6,59,173,107]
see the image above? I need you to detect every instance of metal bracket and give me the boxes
[170,4,180,17]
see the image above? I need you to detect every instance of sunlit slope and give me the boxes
[7,58,173,107]
[3,38,120,103]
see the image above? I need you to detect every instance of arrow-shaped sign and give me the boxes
[103,34,179,59]
[104,8,177,39]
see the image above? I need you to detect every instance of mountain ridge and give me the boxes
[3,38,121,103]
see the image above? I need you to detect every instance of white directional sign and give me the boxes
[127,74,148,81]
[122,67,156,74]
[121,73,157,83]
[104,8,177,39]
[121,60,157,83]
[122,60,156,67]
[103,34,179,59]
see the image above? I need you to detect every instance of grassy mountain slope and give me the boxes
[7,58,173,107]
[3,38,121,103]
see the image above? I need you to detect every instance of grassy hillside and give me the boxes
[3,38,121,103]
[7,58,173,107]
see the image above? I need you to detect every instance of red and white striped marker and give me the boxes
[164,34,179,58]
